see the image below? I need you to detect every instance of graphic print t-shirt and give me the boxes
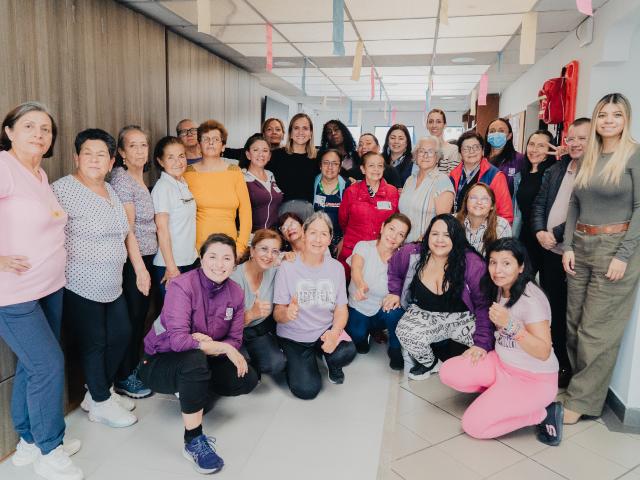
[273,255,347,342]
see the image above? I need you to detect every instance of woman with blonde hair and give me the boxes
[561,93,640,424]
[455,183,511,255]
[268,113,319,220]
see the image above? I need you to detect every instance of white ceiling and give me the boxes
[119,0,609,106]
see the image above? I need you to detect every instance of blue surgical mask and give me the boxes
[487,132,508,149]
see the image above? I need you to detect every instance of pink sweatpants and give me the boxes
[440,351,558,439]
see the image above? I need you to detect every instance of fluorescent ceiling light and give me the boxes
[451,57,476,63]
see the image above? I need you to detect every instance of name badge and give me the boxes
[314,194,326,207]
[224,307,234,321]
[273,186,282,193]
[508,167,515,176]
[377,201,392,210]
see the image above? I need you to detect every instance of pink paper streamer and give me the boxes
[370,66,375,100]
[266,24,273,72]
[391,107,397,125]
[576,0,593,16]
[478,74,489,106]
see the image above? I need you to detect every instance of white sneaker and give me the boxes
[12,438,81,467]
[80,389,135,412]
[88,397,137,428]
[33,444,83,480]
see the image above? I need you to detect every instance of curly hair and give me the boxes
[408,214,476,303]
[319,119,357,158]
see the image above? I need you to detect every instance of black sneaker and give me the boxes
[354,336,370,354]
[407,357,438,380]
[536,402,564,446]
[323,356,345,384]
[388,348,404,371]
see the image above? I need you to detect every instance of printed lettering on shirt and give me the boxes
[497,329,517,349]
[376,201,392,210]
[224,307,234,321]
[295,279,336,309]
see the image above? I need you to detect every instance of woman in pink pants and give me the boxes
[440,238,563,446]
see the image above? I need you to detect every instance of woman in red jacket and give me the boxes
[338,152,399,276]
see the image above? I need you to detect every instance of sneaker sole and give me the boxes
[113,387,153,399]
[88,413,138,428]
[11,454,34,467]
[407,370,433,381]
[322,356,344,384]
[182,448,223,474]
[33,463,83,480]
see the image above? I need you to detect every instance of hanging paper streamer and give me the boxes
[197,0,211,35]
[439,0,449,25]
[470,88,478,116]
[332,0,345,56]
[379,79,383,101]
[576,0,593,16]
[322,96,328,107]
[348,100,353,124]
[519,12,538,65]
[265,24,273,72]
[301,58,307,95]
[384,101,388,122]
[351,40,364,81]
[497,51,503,73]
[357,108,363,126]
[391,107,397,125]
[478,74,489,106]
[425,87,430,113]
[370,66,375,100]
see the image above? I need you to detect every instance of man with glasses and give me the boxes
[176,119,201,165]
[531,117,591,389]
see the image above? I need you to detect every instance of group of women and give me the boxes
[1,91,638,478]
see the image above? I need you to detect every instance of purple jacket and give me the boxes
[387,243,494,351]
[245,169,283,231]
[144,268,245,355]
[493,152,525,196]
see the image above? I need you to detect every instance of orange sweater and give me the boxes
[184,164,251,255]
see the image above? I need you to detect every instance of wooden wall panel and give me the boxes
[0,378,18,461]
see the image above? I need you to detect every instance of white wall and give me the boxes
[500,0,640,416]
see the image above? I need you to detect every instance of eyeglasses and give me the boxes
[201,136,222,144]
[469,195,491,204]
[461,145,482,153]
[415,148,437,157]
[564,136,588,144]
[321,161,341,167]
[279,221,299,233]
[177,128,197,137]
[255,246,281,257]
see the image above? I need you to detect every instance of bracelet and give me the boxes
[514,326,527,342]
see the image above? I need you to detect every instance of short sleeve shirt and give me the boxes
[347,240,388,316]
[495,283,559,373]
[109,167,158,256]
[52,175,130,303]
[230,263,277,328]
[273,255,347,342]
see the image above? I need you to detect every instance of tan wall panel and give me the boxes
[0,378,19,461]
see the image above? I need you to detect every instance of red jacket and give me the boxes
[338,179,399,262]
[450,157,514,223]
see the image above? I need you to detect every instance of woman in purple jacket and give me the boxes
[139,233,258,474]
[393,214,494,380]
[240,133,283,232]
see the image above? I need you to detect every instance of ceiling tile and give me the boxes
[346,0,438,21]
[249,0,333,22]
[366,39,434,56]
[161,0,263,25]
[272,67,327,77]
[439,15,523,38]
[448,0,537,15]
[294,42,359,57]
[275,22,358,42]
[227,42,300,57]
[355,18,436,40]
[503,32,567,51]
[537,10,586,32]
[535,0,607,11]
[436,36,511,54]
[377,66,430,76]
[210,24,286,43]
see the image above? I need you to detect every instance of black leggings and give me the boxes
[117,254,154,380]
[243,317,286,375]
[138,349,259,414]
[278,335,356,400]
[64,289,131,402]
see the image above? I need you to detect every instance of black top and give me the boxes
[516,170,545,236]
[267,148,319,203]
[223,147,244,161]
[413,279,468,313]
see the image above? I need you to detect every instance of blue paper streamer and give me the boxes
[425,87,430,113]
[332,0,345,56]
[302,58,307,95]
[497,51,503,73]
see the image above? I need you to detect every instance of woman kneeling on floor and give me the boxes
[273,211,357,399]
[440,238,562,446]
[138,233,259,474]
[346,213,412,370]
[394,214,494,380]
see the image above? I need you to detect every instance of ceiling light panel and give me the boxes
[161,1,263,25]
[437,36,510,54]
[275,22,358,42]
[355,18,436,41]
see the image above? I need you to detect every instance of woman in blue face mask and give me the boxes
[484,118,526,196]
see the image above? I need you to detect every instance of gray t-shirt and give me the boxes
[273,255,347,343]
[347,240,388,316]
[230,263,277,328]
[52,175,129,303]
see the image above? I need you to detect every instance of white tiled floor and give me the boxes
[2,346,639,480]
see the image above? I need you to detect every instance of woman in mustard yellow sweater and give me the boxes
[184,120,251,255]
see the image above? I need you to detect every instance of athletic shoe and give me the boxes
[536,402,564,446]
[354,336,370,354]
[388,348,404,371]
[33,444,83,480]
[88,397,137,428]
[114,370,152,399]
[183,435,224,474]
[12,438,81,467]
[407,359,441,381]
[80,389,135,413]
[323,356,345,384]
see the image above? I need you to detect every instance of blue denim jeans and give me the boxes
[346,306,404,350]
[0,289,65,454]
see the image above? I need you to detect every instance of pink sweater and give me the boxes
[0,151,67,306]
